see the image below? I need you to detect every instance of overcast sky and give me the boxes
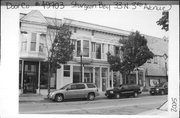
[21,9,168,38]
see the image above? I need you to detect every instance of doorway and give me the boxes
[23,61,38,93]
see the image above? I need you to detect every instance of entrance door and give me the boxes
[73,66,81,83]
[23,61,38,93]
[102,68,108,91]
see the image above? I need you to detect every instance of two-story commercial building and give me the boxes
[19,10,168,95]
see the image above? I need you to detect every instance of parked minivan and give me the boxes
[49,83,99,102]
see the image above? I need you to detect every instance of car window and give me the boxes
[122,85,128,89]
[70,84,77,90]
[164,84,168,88]
[60,84,70,90]
[76,84,85,89]
[86,83,96,88]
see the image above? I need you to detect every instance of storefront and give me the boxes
[19,60,39,94]
[58,64,110,92]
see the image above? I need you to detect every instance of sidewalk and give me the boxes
[19,91,149,102]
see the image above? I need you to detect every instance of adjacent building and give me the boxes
[19,10,168,95]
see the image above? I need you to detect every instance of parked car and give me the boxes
[149,82,168,95]
[105,84,142,99]
[49,83,99,102]
[137,100,168,115]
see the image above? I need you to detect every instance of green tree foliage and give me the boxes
[46,24,74,94]
[107,31,154,75]
[157,11,169,31]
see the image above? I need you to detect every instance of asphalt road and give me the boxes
[19,95,167,115]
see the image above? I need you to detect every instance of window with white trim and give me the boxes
[64,65,70,77]
[21,32,28,51]
[77,40,81,57]
[31,33,37,51]
[83,40,89,57]
[96,43,101,59]
[39,34,46,52]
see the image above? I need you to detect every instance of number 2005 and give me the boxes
[171,98,177,112]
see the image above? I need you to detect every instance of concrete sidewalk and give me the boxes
[19,91,150,102]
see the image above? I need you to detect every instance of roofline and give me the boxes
[20,12,166,39]
[63,18,131,34]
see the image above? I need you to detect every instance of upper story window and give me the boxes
[31,33,37,51]
[21,32,28,51]
[64,65,70,77]
[91,42,96,52]
[72,39,76,50]
[102,44,104,53]
[39,34,46,52]
[96,43,101,59]
[77,40,81,57]
[114,46,120,55]
[83,40,89,57]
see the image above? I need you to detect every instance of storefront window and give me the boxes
[95,67,100,88]
[23,62,38,93]
[84,67,93,83]
[102,68,108,91]
[73,66,81,83]
[40,62,48,89]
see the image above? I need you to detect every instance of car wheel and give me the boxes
[55,94,64,102]
[88,93,95,101]
[115,93,120,99]
[134,92,138,97]
[161,90,165,95]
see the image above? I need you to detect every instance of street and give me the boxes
[19,95,167,115]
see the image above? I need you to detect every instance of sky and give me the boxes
[21,9,168,38]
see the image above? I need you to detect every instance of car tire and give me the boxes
[134,92,138,97]
[88,93,95,101]
[55,94,64,102]
[161,90,165,95]
[115,93,120,99]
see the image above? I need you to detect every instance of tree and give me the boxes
[107,31,154,84]
[45,22,74,95]
[157,11,169,31]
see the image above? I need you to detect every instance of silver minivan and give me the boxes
[49,83,99,102]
